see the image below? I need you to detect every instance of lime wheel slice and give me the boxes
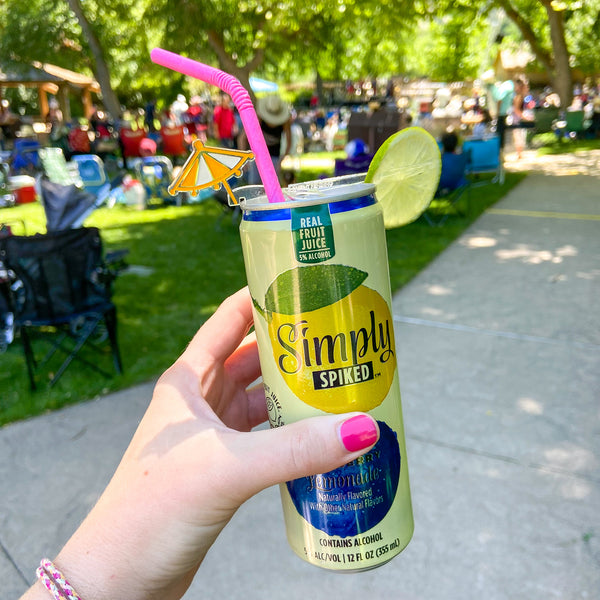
[365,126,442,228]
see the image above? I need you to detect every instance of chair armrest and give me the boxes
[105,248,129,265]
[104,248,129,275]
[95,249,129,289]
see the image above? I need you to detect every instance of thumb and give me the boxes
[231,413,380,500]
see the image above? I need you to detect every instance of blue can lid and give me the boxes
[242,193,375,221]
[240,180,376,222]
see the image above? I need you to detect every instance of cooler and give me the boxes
[9,176,37,204]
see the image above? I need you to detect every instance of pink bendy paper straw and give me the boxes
[151,47,285,204]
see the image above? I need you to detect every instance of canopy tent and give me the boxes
[249,77,279,94]
[0,60,100,121]
[492,48,586,87]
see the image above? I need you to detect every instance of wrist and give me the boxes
[47,491,148,600]
[53,537,138,600]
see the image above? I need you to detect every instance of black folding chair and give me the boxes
[0,227,127,390]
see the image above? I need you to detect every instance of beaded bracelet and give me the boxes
[36,559,82,600]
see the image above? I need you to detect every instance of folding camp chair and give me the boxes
[11,139,42,174]
[39,147,83,187]
[160,124,188,164]
[134,155,185,206]
[71,154,110,197]
[424,151,470,226]
[462,135,503,185]
[39,148,125,228]
[119,127,146,168]
[0,227,127,390]
[531,107,560,136]
[39,178,99,231]
[553,110,586,140]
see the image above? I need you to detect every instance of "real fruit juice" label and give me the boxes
[240,186,413,571]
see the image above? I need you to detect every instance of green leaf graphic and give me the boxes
[264,265,368,315]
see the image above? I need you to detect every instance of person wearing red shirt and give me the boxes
[212,93,236,148]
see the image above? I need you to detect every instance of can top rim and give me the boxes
[238,181,376,211]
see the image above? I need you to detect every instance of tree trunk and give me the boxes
[499,0,573,108]
[543,1,573,108]
[65,0,121,119]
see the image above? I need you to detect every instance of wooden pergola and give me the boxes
[0,60,100,121]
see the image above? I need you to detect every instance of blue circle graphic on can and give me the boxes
[286,421,400,538]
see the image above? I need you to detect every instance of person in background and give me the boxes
[19,288,379,600]
[89,105,112,138]
[45,100,69,155]
[511,77,531,159]
[481,69,514,150]
[437,131,468,193]
[0,99,21,145]
[184,96,208,142]
[472,108,493,138]
[45,100,63,132]
[139,137,157,157]
[212,93,237,148]
[66,119,92,160]
[144,99,157,133]
[587,95,600,139]
[253,94,292,184]
[170,94,189,126]
[173,95,189,126]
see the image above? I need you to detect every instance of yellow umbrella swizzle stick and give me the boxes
[169,139,255,205]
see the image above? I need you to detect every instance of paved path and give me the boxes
[1,151,599,599]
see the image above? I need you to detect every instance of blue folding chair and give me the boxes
[11,139,41,173]
[39,149,123,218]
[134,155,186,207]
[462,136,504,185]
[71,154,110,198]
[424,151,470,226]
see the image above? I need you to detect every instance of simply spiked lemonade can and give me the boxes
[239,180,413,571]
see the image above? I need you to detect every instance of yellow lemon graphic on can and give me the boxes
[254,264,396,413]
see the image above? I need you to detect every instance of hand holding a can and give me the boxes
[22,288,379,600]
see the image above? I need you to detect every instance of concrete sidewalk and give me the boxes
[2,156,599,599]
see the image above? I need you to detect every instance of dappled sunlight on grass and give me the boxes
[506,147,600,177]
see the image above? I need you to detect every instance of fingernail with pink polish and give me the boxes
[339,415,379,452]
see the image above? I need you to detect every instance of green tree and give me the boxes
[409,13,490,81]
[64,0,120,118]
[0,0,157,116]
[431,0,596,107]
[495,0,574,106]
[563,0,600,79]
[147,0,418,100]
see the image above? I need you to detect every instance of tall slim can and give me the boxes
[239,180,413,571]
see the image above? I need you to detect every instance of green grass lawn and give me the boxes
[0,167,525,426]
[530,133,600,155]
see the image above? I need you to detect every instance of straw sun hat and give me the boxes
[256,95,290,126]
